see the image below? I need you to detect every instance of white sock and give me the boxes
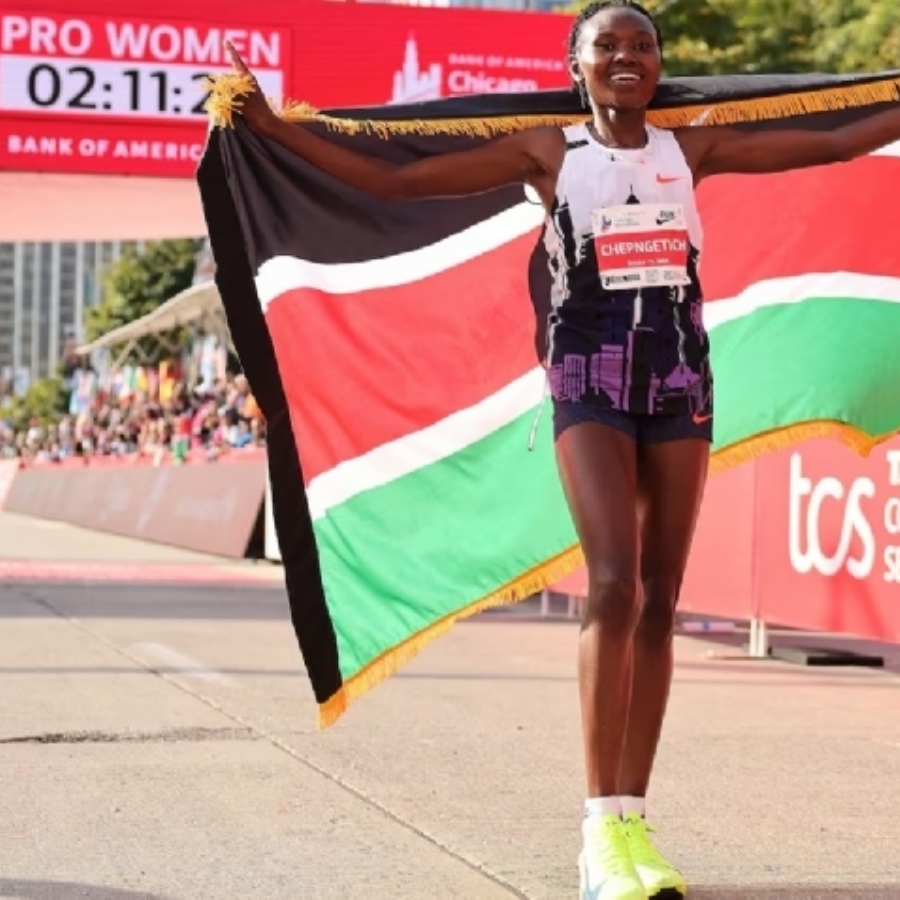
[620,795,646,818]
[584,796,621,822]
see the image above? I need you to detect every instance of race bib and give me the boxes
[592,204,691,291]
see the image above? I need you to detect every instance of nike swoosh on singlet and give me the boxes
[693,413,713,424]
[656,174,683,184]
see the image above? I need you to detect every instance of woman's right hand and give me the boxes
[225,40,280,136]
[217,43,563,205]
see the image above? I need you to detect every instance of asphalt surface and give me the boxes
[2,512,900,900]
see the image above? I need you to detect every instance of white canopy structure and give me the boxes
[75,279,228,367]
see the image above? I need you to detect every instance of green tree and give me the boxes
[4,371,69,432]
[808,1,900,73]
[563,0,900,76]
[84,238,201,363]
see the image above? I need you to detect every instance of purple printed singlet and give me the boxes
[542,123,713,417]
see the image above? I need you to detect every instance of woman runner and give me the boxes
[226,3,900,897]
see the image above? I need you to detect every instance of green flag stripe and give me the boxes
[312,406,576,680]
[710,294,900,452]
[705,272,900,330]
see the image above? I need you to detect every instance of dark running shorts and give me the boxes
[553,401,713,445]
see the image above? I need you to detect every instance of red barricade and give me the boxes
[5,450,267,558]
[550,436,900,646]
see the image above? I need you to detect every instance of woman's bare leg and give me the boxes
[618,438,709,800]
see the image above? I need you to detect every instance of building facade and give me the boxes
[0,240,131,396]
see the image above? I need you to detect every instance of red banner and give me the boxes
[552,438,900,645]
[681,436,900,644]
[752,438,900,642]
[0,0,574,177]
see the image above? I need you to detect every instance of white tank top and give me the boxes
[545,122,702,293]
[540,122,711,416]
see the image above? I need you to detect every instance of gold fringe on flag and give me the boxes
[205,73,900,138]
[709,420,900,478]
[204,73,257,129]
[317,542,584,729]
[650,77,900,130]
[318,416,900,727]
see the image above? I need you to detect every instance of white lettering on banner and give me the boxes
[183,29,220,65]
[7,133,200,161]
[151,26,180,61]
[0,17,280,67]
[393,40,561,104]
[105,23,280,67]
[888,450,900,487]
[885,498,900,534]
[787,451,900,582]
[448,70,537,93]
[447,54,562,72]
[78,138,108,156]
[448,54,484,66]
[1,16,28,51]
[112,139,202,161]
[59,19,91,55]
[788,453,875,578]
[886,547,900,584]
[503,56,563,71]
[8,135,74,155]
[1,15,93,55]
[888,454,900,583]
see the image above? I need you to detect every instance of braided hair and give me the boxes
[567,1,663,105]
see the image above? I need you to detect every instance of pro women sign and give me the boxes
[0,0,573,177]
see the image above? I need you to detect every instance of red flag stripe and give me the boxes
[265,230,542,483]
[265,154,900,480]
[698,155,900,301]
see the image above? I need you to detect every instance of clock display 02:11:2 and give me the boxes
[0,56,218,119]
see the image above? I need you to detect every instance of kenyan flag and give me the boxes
[699,143,900,470]
[198,72,900,727]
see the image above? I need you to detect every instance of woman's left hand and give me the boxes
[225,40,280,136]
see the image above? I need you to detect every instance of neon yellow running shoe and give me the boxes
[622,813,687,898]
[579,814,647,900]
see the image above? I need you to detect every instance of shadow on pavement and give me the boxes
[690,627,900,678]
[0,584,288,622]
[0,665,896,693]
[2,879,895,900]
[5,584,900,683]
[691,887,900,899]
[0,880,168,899]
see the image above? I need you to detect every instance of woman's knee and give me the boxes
[637,573,683,643]
[582,570,640,635]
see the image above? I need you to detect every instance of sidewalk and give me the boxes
[0,510,284,583]
[2,511,900,898]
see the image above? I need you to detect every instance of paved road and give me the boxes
[2,512,900,899]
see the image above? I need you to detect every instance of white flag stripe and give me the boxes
[705,272,900,331]
[307,367,546,520]
[255,201,544,310]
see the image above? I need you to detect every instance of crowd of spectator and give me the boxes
[0,370,266,465]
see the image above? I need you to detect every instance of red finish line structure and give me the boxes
[546,436,900,656]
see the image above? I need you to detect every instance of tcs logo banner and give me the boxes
[788,449,900,583]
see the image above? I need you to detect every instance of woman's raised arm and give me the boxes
[226,42,564,204]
